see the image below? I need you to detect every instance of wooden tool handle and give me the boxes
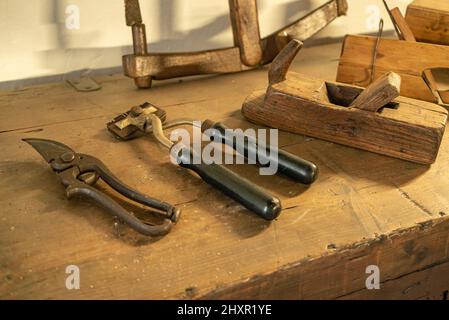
[350,72,401,112]
[385,6,439,92]
[268,40,303,85]
[390,7,416,42]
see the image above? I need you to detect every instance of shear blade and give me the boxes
[22,138,75,163]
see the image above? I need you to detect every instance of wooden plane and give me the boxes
[242,40,448,165]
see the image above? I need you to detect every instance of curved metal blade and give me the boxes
[22,138,75,163]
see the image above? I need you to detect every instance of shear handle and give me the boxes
[59,169,173,236]
[202,121,318,184]
[173,146,281,220]
[75,154,179,220]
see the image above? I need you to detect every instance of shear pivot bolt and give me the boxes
[60,152,75,163]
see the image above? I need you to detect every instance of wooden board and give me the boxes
[405,0,449,45]
[385,6,440,97]
[1,43,449,299]
[336,35,449,104]
[229,0,263,67]
[279,0,345,42]
[349,72,401,111]
[390,7,416,42]
[203,216,449,299]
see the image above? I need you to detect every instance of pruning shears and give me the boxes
[23,138,180,237]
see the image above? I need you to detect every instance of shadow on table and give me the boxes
[89,116,433,242]
[302,141,431,188]
[0,160,169,246]
[225,110,431,188]
[127,141,279,240]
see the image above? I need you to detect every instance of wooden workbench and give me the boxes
[1,42,449,300]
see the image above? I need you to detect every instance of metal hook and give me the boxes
[371,18,384,84]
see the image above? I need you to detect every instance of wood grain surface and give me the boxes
[390,7,416,42]
[228,0,263,67]
[405,0,449,45]
[242,73,447,165]
[1,43,449,299]
[336,35,449,105]
[123,0,347,82]
[349,72,401,111]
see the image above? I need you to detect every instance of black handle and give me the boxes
[173,146,281,220]
[202,121,318,184]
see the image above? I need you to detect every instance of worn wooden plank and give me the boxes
[228,0,262,67]
[2,42,449,299]
[384,6,442,101]
[405,0,449,45]
[123,47,248,80]
[201,216,449,299]
[281,0,342,41]
[341,259,449,300]
[390,7,416,42]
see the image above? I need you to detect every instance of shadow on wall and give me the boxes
[283,0,313,23]
[1,0,315,89]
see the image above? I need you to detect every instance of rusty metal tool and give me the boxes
[23,138,180,236]
[108,103,318,185]
[107,103,283,220]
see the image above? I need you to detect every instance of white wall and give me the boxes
[0,0,412,85]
